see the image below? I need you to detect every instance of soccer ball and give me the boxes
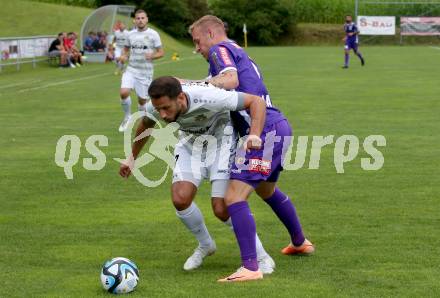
[100,257,139,294]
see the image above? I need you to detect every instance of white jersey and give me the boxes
[114,29,129,49]
[145,82,244,150]
[125,28,162,78]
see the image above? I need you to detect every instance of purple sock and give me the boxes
[264,188,305,247]
[227,201,258,271]
[344,53,349,66]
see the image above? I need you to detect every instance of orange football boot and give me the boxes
[281,239,315,255]
[218,267,263,283]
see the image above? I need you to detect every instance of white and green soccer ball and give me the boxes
[100,257,139,294]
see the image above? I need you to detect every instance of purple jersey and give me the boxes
[344,22,359,43]
[208,41,286,136]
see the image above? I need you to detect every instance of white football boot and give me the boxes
[183,242,216,271]
[118,115,131,132]
[258,254,275,274]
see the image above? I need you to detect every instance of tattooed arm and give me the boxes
[207,70,239,90]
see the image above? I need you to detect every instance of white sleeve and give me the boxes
[153,31,162,49]
[200,86,243,112]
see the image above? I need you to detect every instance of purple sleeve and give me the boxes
[208,45,237,76]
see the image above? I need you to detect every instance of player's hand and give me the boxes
[120,55,128,63]
[244,134,262,152]
[119,157,135,178]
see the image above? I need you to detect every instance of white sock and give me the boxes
[224,217,268,260]
[138,102,146,112]
[121,96,131,119]
[176,202,214,248]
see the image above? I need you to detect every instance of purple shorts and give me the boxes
[345,39,358,51]
[230,119,292,189]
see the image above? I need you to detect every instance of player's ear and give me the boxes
[176,92,186,103]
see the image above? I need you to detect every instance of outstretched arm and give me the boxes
[119,117,156,178]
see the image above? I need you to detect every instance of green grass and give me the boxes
[0,0,92,37]
[1,46,440,297]
[0,0,191,57]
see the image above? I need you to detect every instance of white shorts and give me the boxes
[114,47,123,59]
[121,70,152,99]
[172,132,236,198]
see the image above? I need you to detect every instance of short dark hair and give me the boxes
[135,9,147,16]
[148,76,182,100]
[57,32,63,37]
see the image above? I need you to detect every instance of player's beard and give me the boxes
[164,106,181,123]
[137,22,147,30]
[169,111,181,123]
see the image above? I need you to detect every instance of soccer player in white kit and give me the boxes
[119,76,275,274]
[118,10,164,132]
[112,21,129,75]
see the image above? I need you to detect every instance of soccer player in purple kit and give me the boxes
[189,15,315,282]
[343,15,365,69]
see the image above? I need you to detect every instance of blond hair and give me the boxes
[189,15,225,34]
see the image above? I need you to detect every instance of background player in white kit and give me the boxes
[112,21,129,75]
[119,76,275,274]
[118,9,164,132]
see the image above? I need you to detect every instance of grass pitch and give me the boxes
[0,46,439,297]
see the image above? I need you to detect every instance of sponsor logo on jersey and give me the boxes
[131,44,149,50]
[248,158,271,175]
[219,47,232,65]
[193,98,211,104]
[235,156,246,165]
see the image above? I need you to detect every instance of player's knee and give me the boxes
[255,187,275,199]
[224,186,236,206]
[255,182,276,199]
[226,179,255,204]
[212,199,229,221]
[138,98,147,105]
[120,90,130,99]
[172,189,192,211]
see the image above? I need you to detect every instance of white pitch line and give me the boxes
[430,46,440,50]
[17,72,112,93]
[10,55,202,95]
[0,79,42,89]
